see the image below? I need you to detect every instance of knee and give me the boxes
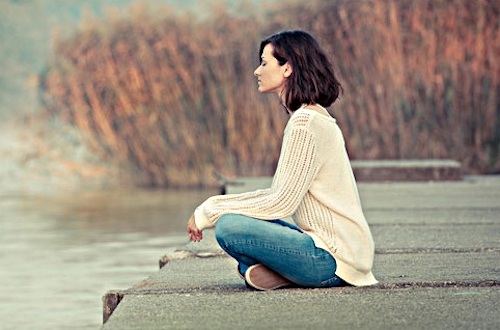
[215,214,239,248]
[215,214,239,240]
[215,213,257,244]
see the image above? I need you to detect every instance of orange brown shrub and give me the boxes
[39,0,500,187]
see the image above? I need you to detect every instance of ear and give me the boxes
[283,63,293,78]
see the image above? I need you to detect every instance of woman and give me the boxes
[187,30,378,290]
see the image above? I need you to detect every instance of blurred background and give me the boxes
[0,0,499,329]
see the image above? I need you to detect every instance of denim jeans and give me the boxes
[215,214,347,288]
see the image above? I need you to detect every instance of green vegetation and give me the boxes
[39,0,500,188]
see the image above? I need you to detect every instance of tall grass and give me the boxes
[39,0,500,187]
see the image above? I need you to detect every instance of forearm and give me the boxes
[195,126,318,230]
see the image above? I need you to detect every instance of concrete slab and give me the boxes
[113,251,499,295]
[104,287,499,330]
[102,251,499,329]
[371,224,500,250]
[101,175,500,329]
[225,175,500,209]
[364,208,500,225]
[351,159,462,181]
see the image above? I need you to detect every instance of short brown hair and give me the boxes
[259,30,342,111]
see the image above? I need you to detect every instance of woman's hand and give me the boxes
[187,214,203,242]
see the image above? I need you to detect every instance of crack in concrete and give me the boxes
[376,247,500,254]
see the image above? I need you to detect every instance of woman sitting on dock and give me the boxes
[187,30,378,290]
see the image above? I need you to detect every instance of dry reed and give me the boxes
[39,0,500,187]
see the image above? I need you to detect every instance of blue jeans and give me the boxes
[215,214,347,288]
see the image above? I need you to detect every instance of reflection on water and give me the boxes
[0,188,216,330]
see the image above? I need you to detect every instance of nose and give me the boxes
[254,66,260,76]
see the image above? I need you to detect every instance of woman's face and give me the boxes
[254,44,291,95]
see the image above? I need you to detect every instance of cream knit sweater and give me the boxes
[194,106,378,286]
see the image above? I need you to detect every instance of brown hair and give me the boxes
[259,30,342,111]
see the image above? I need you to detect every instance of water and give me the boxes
[0,188,216,330]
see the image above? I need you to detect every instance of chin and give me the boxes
[258,87,272,94]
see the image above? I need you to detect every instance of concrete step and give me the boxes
[351,159,462,181]
[103,285,499,330]
[101,176,500,329]
[102,254,499,330]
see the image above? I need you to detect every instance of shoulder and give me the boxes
[287,109,312,128]
[287,109,337,131]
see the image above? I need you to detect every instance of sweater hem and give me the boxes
[334,259,378,287]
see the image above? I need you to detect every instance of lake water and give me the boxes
[0,188,216,329]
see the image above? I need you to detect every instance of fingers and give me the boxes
[189,229,203,242]
[187,214,203,242]
[188,227,203,242]
[188,229,203,242]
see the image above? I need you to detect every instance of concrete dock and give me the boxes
[101,174,499,330]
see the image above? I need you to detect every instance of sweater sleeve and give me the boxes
[194,114,319,230]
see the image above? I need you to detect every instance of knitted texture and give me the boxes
[195,107,377,286]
